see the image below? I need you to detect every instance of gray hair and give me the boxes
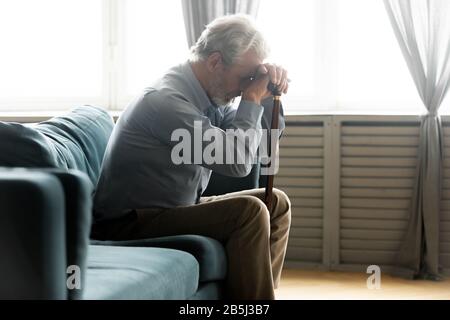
[189,14,270,66]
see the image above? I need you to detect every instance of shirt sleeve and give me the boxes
[221,96,286,135]
[144,90,264,177]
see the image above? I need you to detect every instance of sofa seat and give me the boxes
[84,245,199,300]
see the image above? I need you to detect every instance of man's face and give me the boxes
[209,50,263,106]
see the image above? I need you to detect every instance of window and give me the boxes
[0,0,440,114]
[336,0,424,114]
[259,0,426,114]
[258,0,316,102]
[0,0,104,111]
[121,0,188,105]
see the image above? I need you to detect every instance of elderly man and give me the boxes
[92,14,291,300]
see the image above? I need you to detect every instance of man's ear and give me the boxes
[206,52,223,73]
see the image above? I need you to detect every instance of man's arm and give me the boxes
[145,90,264,177]
[221,97,286,135]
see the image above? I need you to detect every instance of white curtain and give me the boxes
[181,0,261,48]
[384,0,450,279]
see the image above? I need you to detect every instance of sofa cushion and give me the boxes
[90,235,227,283]
[0,105,114,186]
[84,245,199,300]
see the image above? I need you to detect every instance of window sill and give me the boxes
[1,110,449,124]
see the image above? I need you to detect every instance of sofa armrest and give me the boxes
[0,169,67,299]
[42,169,93,300]
[203,162,261,196]
[91,235,227,282]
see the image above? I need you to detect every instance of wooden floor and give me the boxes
[275,269,450,300]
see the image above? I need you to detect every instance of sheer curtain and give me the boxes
[181,0,261,48]
[384,0,450,279]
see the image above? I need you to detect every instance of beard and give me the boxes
[212,96,235,107]
[209,73,235,107]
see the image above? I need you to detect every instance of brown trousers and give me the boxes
[92,188,291,300]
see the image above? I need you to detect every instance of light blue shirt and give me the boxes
[93,61,285,221]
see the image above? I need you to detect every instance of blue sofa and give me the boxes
[0,105,235,299]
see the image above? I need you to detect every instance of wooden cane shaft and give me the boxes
[264,95,281,212]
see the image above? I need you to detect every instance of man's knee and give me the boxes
[273,188,291,212]
[234,195,270,229]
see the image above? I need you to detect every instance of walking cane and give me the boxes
[264,82,282,213]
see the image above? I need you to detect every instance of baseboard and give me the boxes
[283,262,390,273]
[284,261,329,271]
[284,262,450,279]
[331,264,395,274]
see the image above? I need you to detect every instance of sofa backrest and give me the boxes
[0,105,114,186]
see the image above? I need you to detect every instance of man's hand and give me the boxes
[241,64,289,105]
